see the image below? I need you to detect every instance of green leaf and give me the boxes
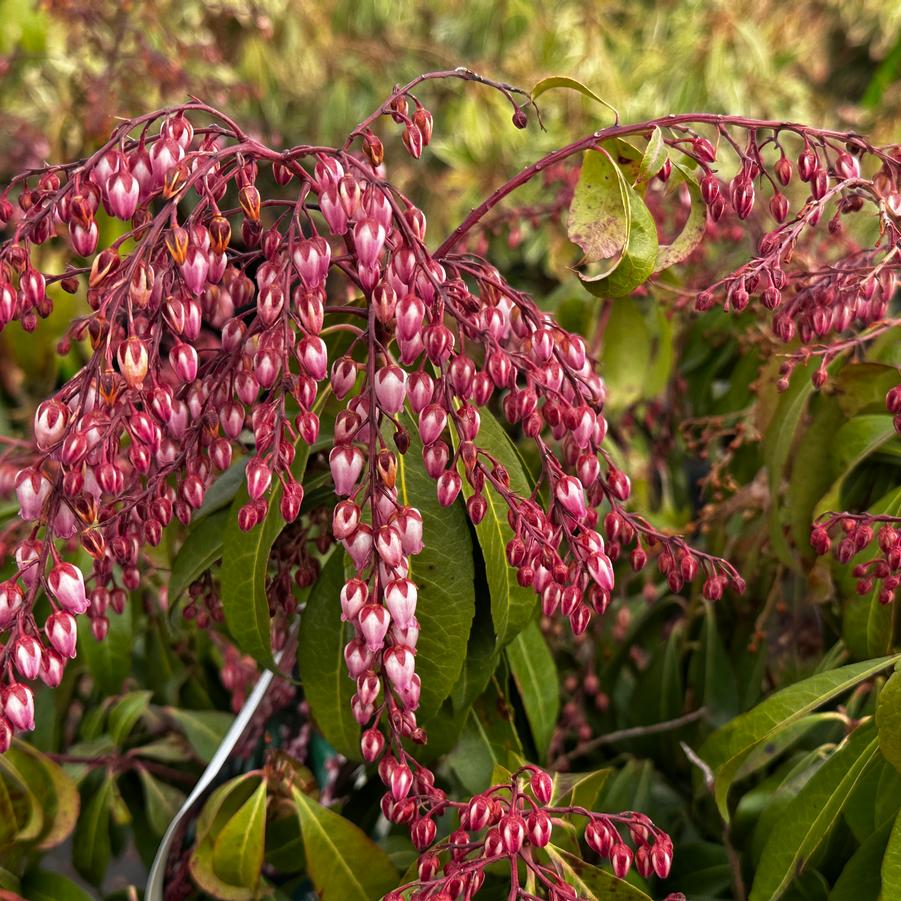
[291,786,399,901]
[221,427,316,667]
[458,407,536,648]
[395,416,476,717]
[168,508,228,604]
[165,707,233,764]
[655,165,707,270]
[829,818,892,901]
[585,181,659,297]
[138,767,186,836]
[297,550,360,760]
[531,75,618,119]
[108,690,152,746]
[701,655,901,821]
[72,773,113,886]
[598,298,652,411]
[637,126,667,183]
[212,778,268,891]
[884,811,901,898]
[6,740,79,850]
[0,751,44,843]
[448,685,524,794]
[550,769,611,810]
[688,603,739,726]
[19,870,95,901]
[878,670,901,773]
[545,845,653,900]
[77,601,134,693]
[568,148,630,268]
[750,724,880,901]
[506,620,560,757]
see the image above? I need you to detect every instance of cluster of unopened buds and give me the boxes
[812,515,901,607]
[1,66,897,896]
[378,764,674,900]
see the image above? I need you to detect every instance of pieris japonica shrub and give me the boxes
[0,69,899,901]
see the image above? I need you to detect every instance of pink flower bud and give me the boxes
[343,638,373,678]
[33,400,69,450]
[531,769,553,805]
[45,610,78,658]
[611,843,633,878]
[340,578,368,621]
[354,218,386,269]
[585,819,614,855]
[375,525,404,568]
[652,841,673,878]
[48,562,89,614]
[107,170,139,220]
[527,810,552,847]
[0,718,11,753]
[16,468,50,521]
[423,441,450,479]
[396,507,424,555]
[407,372,434,412]
[500,814,525,854]
[436,471,462,507]
[344,523,373,570]
[169,342,198,382]
[361,727,384,762]
[358,603,391,652]
[117,336,150,389]
[0,581,23,627]
[329,445,365,496]
[298,335,328,381]
[293,237,331,288]
[466,796,493,831]
[396,294,425,341]
[246,458,272,501]
[390,763,413,801]
[330,357,357,399]
[384,579,418,628]
[319,184,348,235]
[418,404,447,446]
[411,816,437,850]
[555,476,587,520]
[587,553,615,592]
[13,635,42,680]
[3,682,35,732]
[374,365,407,414]
[333,500,362,540]
[383,644,416,691]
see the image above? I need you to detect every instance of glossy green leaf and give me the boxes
[77,601,134,693]
[654,163,707,270]
[688,603,739,726]
[138,767,186,836]
[72,773,113,886]
[599,298,652,411]
[568,148,630,269]
[395,416,476,717]
[637,126,667,183]
[829,818,892,900]
[291,786,398,901]
[448,685,524,794]
[19,870,95,901]
[458,407,536,648]
[550,768,611,810]
[585,180,659,297]
[884,811,901,897]
[0,751,44,843]
[108,690,152,745]
[545,844,653,900]
[506,620,560,757]
[221,427,315,666]
[6,740,79,850]
[168,509,228,604]
[212,778,267,891]
[701,655,900,820]
[297,549,360,760]
[750,725,879,901]
[165,707,233,764]
[531,75,618,119]
[877,670,901,773]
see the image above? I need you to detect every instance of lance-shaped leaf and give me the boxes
[750,724,879,901]
[877,669,901,773]
[700,655,900,820]
[506,620,560,758]
[297,549,360,760]
[211,778,268,893]
[655,164,707,270]
[531,75,618,120]
[291,786,399,901]
[545,844,653,900]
